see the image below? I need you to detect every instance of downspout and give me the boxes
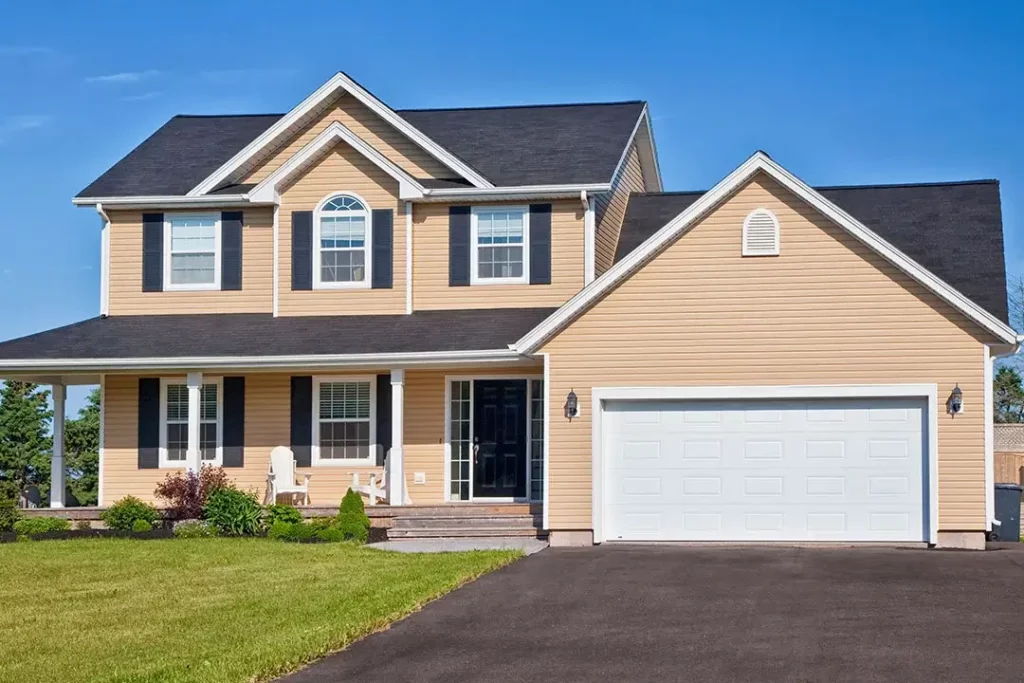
[272,205,280,317]
[987,336,1022,532]
[581,190,595,285]
[96,203,110,317]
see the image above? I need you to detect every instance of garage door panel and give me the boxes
[603,397,927,542]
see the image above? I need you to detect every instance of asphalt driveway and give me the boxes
[280,545,1024,683]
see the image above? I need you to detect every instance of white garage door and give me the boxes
[602,397,928,542]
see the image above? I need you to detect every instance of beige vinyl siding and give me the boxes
[242,94,452,185]
[542,172,994,532]
[412,199,586,310]
[277,143,407,316]
[593,142,645,275]
[107,208,274,316]
[100,365,539,506]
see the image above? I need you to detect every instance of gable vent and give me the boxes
[742,208,780,256]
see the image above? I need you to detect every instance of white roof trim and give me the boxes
[248,121,425,202]
[514,151,1017,352]
[606,105,661,192]
[188,72,493,197]
[0,349,526,374]
[72,195,251,209]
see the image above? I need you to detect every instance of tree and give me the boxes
[1008,274,1024,334]
[65,388,100,505]
[994,367,1024,423]
[0,382,52,500]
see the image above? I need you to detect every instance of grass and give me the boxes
[0,538,519,683]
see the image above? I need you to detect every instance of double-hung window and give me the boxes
[165,214,220,290]
[313,378,376,465]
[471,206,529,285]
[314,194,371,288]
[160,378,222,467]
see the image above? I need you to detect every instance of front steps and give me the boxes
[386,504,546,539]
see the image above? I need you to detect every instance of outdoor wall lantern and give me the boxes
[948,384,963,416]
[564,389,580,421]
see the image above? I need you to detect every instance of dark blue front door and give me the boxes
[473,380,528,498]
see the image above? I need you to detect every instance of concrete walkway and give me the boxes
[370,537,548,555]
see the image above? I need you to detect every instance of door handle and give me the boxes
[472,443,480,464]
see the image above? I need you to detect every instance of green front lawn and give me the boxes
[0,539,518,683]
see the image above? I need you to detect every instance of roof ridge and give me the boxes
[172,113,285,119]
[396,100,646,113]
[814,179,999,191]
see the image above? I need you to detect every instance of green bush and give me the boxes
[131,519,153,533]
[315,526,345,543]
[13,517,71,537]
[101,496,160,531]
[267,520,295,540]
[75,520,92,531]
[339,488,366,516]
[289,522,316,542]
[307,517,336,532]
[173,520,215,539]
[336,513,369,543]
[203,488,263,536]
[265,503,302,526]
[0,498,21,533]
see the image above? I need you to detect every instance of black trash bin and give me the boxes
[991,483,1022,542]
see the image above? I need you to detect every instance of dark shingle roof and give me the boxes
[78,114,284,197]
[617,181,1008,323]
[0,309,556,362]
[75,101,646,198]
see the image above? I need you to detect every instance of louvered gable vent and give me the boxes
[742,208,780,256]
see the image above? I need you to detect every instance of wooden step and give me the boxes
[387,527,547,539]
[392,515,541,530]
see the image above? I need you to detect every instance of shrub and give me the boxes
[339,488,366,517]
[74,520,92,531]
[267,520,295,540]
[307,516,336,532]
[101,496,160,531]
[265,503,302,526]
[13,517,71,537]
[131,519,153,533]
[267,521,320,542]
[173,520,216,539]
[315,526,345,543]
[154,466,229,520]
[203,487,263,536]
[0,497,21,533]
[336,513,369,544]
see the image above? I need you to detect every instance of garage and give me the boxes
[599,393,931,543]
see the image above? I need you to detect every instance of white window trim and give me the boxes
[163,213,222,291]
[741,207,780,257]
[313,192,373,290]
[158,377,223,468]
[470,205,530,286]
[312,375,377,467]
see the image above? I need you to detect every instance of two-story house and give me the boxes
[0,72,1017,548]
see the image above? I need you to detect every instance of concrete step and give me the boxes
[371,504,538,518]
[392,515,540,530]
[387,527,547,539]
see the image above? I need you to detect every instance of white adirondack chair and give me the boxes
[266,446,311,505]
[349,448,412,506]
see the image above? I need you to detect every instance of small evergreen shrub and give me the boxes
[307,517,336,532]
[100,496,160,531]
[339,488,367,517]
[315,526,345,543]
[131,519,153,533]
[74,520,92,531]
[173,520,216,539]
[13,517,71,537]
[267,520,295,540]
[289,522,316,542]
[265,503,302,526]
[336,513,369,543]
[0,497,21,532]
[203,487,263,536]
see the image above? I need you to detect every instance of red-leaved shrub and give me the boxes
[154,466,229,520]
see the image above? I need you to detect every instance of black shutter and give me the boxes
[449,205,471,286]
[221,211,243,291]
[292,211,313,290]
[290,376,312,467]
[529,204,552,285]
[371,209,393,289]
[376,375,392,467]
[138,378,160,469]
[222,377,245,467]
[142,213,163,292]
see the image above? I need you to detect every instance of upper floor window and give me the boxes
[165,214,221,290]
[314,193,371,289]
[471,206,530,285]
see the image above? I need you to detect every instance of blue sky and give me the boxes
[1,0,1022,413]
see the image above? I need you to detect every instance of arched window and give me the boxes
[742,208,780,256]
[314,193,371,287]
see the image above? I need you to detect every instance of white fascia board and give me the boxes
[419,183,611,203]
[0,349,526,374]
[188,72,492,197]
[641,108,664,192]
[607,106,647,186]
[248,121,426,203]
[73,195,250,209]
[514,151,1017,353]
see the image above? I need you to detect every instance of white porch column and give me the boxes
[50,383,66,508]
[389,369,405,506]
[186,372,203,473]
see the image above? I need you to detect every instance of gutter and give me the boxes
[418,183,611,202]
[72,195,253,209]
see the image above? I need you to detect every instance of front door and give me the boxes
[473,380,528,498]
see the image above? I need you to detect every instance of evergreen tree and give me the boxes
[65,388,100,505]
[0,381,52,500]
[995,367,1024,423]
